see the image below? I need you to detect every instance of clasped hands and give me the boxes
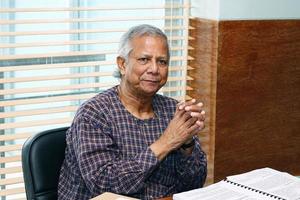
[151,99,205,160]
[162,99,205,151]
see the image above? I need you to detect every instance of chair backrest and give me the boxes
[22,127,68,200]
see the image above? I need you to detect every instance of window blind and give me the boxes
[0,0,194,199]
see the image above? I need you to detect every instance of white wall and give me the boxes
[191,0,219,20]
[191,0,300,20]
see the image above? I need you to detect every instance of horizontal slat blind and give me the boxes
[0,166,22,175]
[0,0,191,199]
[0,25,194,36]
[0,16,186,25]
[0,4,189,12]
[0,36,194,49]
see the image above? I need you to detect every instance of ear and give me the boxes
[117,56,126,76]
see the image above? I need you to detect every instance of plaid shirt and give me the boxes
[58,86,207,200]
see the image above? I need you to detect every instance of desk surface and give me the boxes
[91,192,172,200]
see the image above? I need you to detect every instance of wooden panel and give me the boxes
[188,18,218,184]
[214,20,300,181]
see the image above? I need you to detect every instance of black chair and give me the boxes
[22,127,69,200]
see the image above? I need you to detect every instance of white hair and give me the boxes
[114,24,170,78]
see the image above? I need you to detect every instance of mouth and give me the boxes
[143,79,160,83]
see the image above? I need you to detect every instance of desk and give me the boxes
[91,192,172,200]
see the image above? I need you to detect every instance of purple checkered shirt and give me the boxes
[58,86,207,200]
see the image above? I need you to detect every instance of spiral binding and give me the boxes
[224,178,287,200]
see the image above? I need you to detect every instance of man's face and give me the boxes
[118,35,169,97]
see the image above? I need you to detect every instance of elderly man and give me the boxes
[58,24,207,200]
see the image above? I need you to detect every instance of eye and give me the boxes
[158,59,168,67]
[137,57,149,65]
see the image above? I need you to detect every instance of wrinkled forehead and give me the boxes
[129,35,170,58]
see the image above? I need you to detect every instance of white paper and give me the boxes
[173,181,273,200]
[227,168,300,200]
[173,168,300,200]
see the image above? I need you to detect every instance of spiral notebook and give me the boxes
[173,168,300,200]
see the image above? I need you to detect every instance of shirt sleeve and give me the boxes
[175,136,207,191]
[72,114,160,196]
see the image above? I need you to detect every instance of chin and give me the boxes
[141,87,160,96]
[139,82,165,96]
[143,90,158,96]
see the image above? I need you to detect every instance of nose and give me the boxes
[148,59,159,74]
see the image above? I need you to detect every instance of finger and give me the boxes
[190,110,205,118]
[178,99,196,110]
[174,107,188,119]
[184,115,198,128]
[185,102,204,112]
[192,125,204,136]
[186,122,202,136]
[176,111,193,122]
[196,120,205,130]
[190,110,205,121]
[190,121,205,135]
[176,100,185,110]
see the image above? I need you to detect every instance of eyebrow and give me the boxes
[138,53,168,59]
